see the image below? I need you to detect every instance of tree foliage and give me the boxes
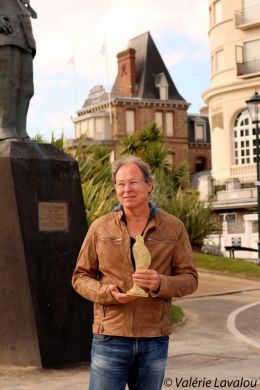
[72,141,116,224]
[32,131,65,151]
[31,133,48,143]
[168,189,221,246]
[82,177,115,224]
[51,131,64,151]
[119,122,170,173]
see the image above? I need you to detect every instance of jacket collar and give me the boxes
[114,203,159,224]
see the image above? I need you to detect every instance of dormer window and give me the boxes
[155,72,169,100]
[194,117,207,142]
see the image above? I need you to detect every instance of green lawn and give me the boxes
[194,252,260,279]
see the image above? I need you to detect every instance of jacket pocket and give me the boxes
[98,237,124,246]
[147,238,176,244]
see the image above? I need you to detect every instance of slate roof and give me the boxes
[111,31,186,103]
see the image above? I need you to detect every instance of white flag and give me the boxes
[67,56,75,66]
[100,42,107,57]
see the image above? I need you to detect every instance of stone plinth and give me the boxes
[0,140,93,367]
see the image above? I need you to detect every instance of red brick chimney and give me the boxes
[200,106,208,115]
[116,48,136,97]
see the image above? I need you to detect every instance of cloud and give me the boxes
[29,107,74,139]
[32,0,209,80]
[29,0,210,139]
[164,51,189,67]
[192,48,210,61]
[34,78,74,89]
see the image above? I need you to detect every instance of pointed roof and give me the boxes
[111,31,186,102]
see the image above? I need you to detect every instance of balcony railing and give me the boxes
[230,163,256,184]
[237,57,260,76]
[235,4,260,27]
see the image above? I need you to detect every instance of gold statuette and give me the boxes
[126,235,151,298]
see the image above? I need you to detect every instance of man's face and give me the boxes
[115,163,153,211]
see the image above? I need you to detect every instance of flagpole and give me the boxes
[68,54,79,111]
[68,54,79,139]
[101,39,112,126]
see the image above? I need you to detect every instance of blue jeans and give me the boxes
[88,334,169,390]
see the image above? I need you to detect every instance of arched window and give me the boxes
[234,109,256,165]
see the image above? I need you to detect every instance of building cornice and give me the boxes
[74,97,190,118]
[72,110,110,123]
[208,18,233,36]
[113,97,190,108]
[202,78,260,104]
[212,199,257,210]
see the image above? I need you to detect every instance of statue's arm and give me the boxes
[0,16,13,35]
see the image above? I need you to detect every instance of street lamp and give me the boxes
[246,91,260,265]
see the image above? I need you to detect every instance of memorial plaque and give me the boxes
[38,202,68,232]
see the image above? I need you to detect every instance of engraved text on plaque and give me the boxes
[38,202,69,232]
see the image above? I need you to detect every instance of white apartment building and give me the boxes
[203,0,260,184]
[202,0,260,258]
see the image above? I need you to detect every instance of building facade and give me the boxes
[188,111,211,174]
[203,0,260,185]
[72,32,211,172]
[202,0,260,258]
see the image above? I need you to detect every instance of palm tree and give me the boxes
[119,122,170,173]
[51,131,64,151]
[120,133,141,155]
[137,122,163,144]
[31,133,48,143]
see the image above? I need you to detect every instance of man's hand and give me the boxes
[109,284,138,304]
[132,269,161,293]
[0,16,13,35]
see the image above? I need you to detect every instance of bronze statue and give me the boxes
[0,0,37,140]
[127,235,151,297]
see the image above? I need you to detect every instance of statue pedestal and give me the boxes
[0,140,93,367]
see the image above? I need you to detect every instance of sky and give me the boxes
[28,0,211,141]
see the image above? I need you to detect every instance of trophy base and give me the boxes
[126,285,148,298]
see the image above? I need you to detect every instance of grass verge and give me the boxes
[170,304,185,326]
[194,252,260,279]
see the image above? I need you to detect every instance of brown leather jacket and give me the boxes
[72,207,198,337]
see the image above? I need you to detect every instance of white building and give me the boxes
[202,0,260,259]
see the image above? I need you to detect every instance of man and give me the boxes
[0,0,37,140]
[72,156,198,390]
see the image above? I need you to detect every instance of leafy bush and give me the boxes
[73,143,115,224]
[82,178,115,224]
[32,131,65,151]
[170,304,185,326]
[167,189,221,247]
[201,243,223,257]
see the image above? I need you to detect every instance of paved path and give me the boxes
[1,271,260,389]
[166,291,260,389]
[190,269,260,297]
[165,271,260,389]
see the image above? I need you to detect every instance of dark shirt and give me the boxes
[119,203,159,270]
